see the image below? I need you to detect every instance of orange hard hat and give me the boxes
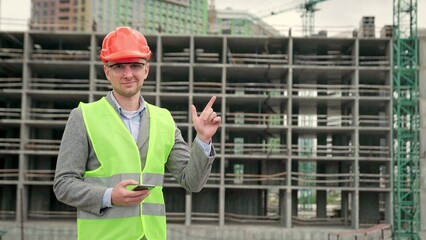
[100,26,152,63]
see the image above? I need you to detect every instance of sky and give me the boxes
[0,0,425,35]
[215,0,426,36]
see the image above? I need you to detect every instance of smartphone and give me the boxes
[131,184,155,191]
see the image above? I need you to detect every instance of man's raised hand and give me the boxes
[191,96,221,144]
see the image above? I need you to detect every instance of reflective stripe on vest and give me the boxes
[78,97,175,240]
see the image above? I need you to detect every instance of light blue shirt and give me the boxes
[102,92,212,208]
[111,93,145,142]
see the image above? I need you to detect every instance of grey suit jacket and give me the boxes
[53,92,216,215]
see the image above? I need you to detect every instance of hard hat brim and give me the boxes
[101,50,151,62]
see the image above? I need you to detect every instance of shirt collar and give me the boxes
[109,91,146,116]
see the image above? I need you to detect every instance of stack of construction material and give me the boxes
[359,16,375,38]
[380,25,393,38]
[317,30,327,37]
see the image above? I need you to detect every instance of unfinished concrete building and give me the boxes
[0,30,398,239]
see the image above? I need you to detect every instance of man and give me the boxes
[53,26,221,240]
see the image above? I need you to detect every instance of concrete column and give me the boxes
[219,54,226,227]
[17,31,31,225]
[341,191,349,226]
[384,192,392,224]
[88,33,96,102]
[359,192,380,224]
[292,189,298,217]
[155,36,162,105]
[316,190,327,218]
[351,191,358,229]
[353,37,360,230]
[287,36,293,229]
[185,192,191,226]
[316,163,327,218]
[280,189,289,227]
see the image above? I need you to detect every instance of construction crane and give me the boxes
[257,0,328,36]
[392,0,420,239]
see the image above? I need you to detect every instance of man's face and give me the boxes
[104,58,149,98]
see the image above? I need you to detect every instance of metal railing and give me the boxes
[29,108,71,120]
[227,52,288,65]
[359,115,390,127]
[294,54,354,66]
[358,84,391,97]
[226,82,288,96]
[0,48,23,59]
[225,212,280,224]
[169,111,188,123]
[28,210,76,219]
[225,172,286,185]
[24,169,55,181]
[0,108,21,119]
[193,82,222,93]
[24,139,61,151]
[224,143,288,155]
[225,112,287,126]
[31,49,90,61]
[292,84,356,97]
[0,78,22,89]
[291,172,354,187]
[0,169,19,180]
[290,171,390,188]
[359,145,390,158]
[29,78,89,90]
[0,138,20,151]
[291,144,354,157]
[359,56,390,66]
[291,114,353,127]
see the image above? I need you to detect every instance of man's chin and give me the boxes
[115,88,141,98]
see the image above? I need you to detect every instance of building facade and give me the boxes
[209,8,280,36]
[30,0,208,34]
[1,29,420,239]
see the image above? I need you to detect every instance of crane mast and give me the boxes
[392,0,420,239]
[301,0,326,37]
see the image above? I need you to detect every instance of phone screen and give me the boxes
[131,184,155,191]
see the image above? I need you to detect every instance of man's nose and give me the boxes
[123,65,133,76]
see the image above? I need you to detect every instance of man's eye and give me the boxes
[113,64,125,69]
[130,63,143,69]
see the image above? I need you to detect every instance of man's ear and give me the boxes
[141,63,150,80]
[145,63,150,75]
[104,65,111,80]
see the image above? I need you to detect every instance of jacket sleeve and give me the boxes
[165,126,216,192]
[53,108,107,215]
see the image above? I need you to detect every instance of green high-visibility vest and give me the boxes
[77,97,175,240]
